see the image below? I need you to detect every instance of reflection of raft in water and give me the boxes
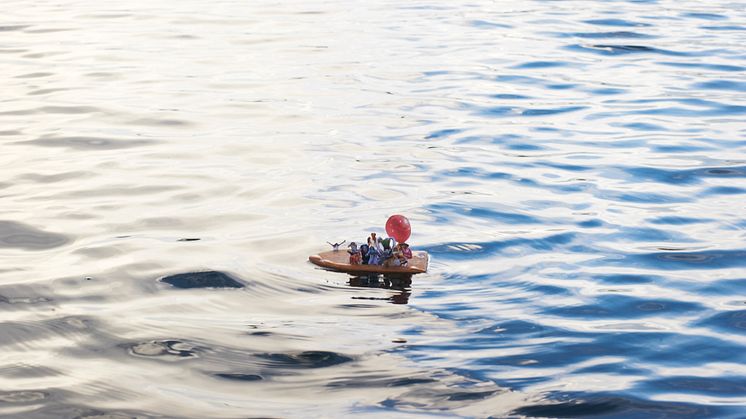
[308,250,429,274]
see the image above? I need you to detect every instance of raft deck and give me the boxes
[309,250,429,274]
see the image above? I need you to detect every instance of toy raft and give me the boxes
[309,250,429,274]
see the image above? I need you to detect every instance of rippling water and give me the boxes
[2,0,745,417]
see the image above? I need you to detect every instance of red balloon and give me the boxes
[385,215,411,243]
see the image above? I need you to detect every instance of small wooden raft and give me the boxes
[309,250,429,274]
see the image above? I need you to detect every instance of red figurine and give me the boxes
[348,242,362,265]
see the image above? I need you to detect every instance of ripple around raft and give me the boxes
[511,394,726,418]
[469,19,512,29]
[682,12,728,21]
[160,271,245,289]
[657,61,745,72]
[566,44,688,56]
[326,375,437,389]
[560,31,656,39]
[640,375,746,396]
[128,339,199,359]
[17,136,156,150]
[0,220,70,250]
[0,390,49,403]
[589,249,746,270]
[213,373,264,381]
[423,233,576,260]
[693,80,746,91]
[622,166,746,185]
[701,25,746,31]
[0,25,31,31]
[19,406,159,419]
[542,294,704,319]
[511,60,572,69]
[0,295,52,305]
[583,18,652,27]
[696,310,746,334]
[648,216,712,225]
[427,202,543,225]
[466,330,746,370]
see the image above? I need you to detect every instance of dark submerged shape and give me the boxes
[256,351,353,369]
[160,271,244,289]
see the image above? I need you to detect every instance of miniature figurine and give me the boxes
[380,237,397,262]
[360,242,370,265]
[327,240,346,251]
[382,247,401,268]
[381,237,395,252]
[400,243,413,260]
[395,243,409,266]
[348,242,362,265]
[371,233,382,253]
[367,237,382,265]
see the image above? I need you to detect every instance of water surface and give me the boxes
[1,0,745,417]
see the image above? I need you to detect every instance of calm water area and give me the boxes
[2,0,746,417]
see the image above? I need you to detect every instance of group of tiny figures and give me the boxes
[327,232,413,267]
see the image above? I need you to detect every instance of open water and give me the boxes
[2,0,745,417]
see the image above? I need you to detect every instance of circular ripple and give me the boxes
[0,391,48,403]
[129,340,198,360]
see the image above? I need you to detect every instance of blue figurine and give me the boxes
[360,243,370,264]
[367,236,382,265]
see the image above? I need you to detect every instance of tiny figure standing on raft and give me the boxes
[348,242,362,265]
[326,240,345,251]
[400,242,412,259]
[366,235,381,265]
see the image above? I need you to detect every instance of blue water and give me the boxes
[379,1,746,416]
[1,0,745,417]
